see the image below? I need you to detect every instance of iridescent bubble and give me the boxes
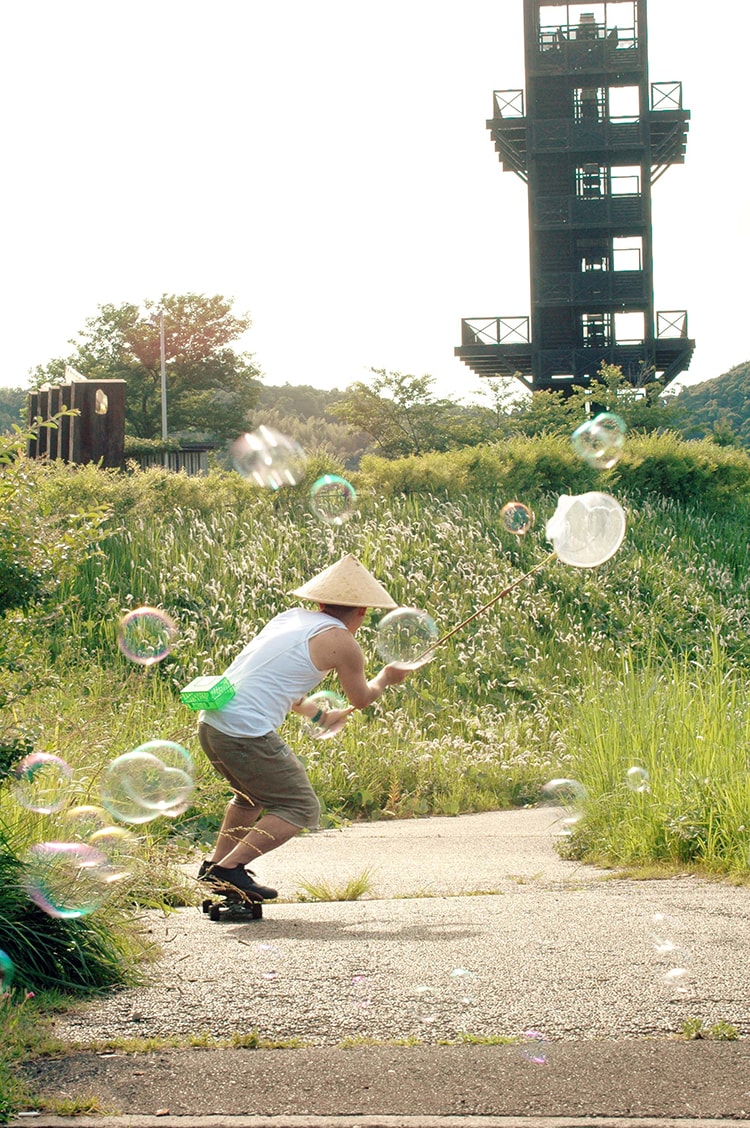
[541,778,588,834]
[545,491,626,568]
[571,411,626,470]
[661,966,692,996]
[351,975,371,1008]
[449,967,476,1006]
[309,475,357,526]
[230,426,307,490]
[0,950,15,991]
[89,826,139,883]
[117,606,177,666]
[132,740,193,780]
[375,607,439,669]
[520,1029,548,1064]
[11,752,74,815]
[61,805,112,843]
[300,690,351,740]
[100,749,194,824]
[626,766,650,793]
[411,984,437,1026]
[500,501,535,536]
[132,740,194,817]
[22,841,111,919]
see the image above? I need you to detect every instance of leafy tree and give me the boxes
[332,368,474,458]
[33,293,262,441]
[0,388,27,435]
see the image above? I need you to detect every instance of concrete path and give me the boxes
[15,810,750,1124]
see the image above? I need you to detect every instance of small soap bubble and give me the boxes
[230,426,307,490]
[626,766,650,793]
[500,501,535,536]
[22,842,111,919]
[89,826,139,883]
[571,411,626,470]
[309,475,357,526]
[449,968,476,1006]
[61,805,111,842]
[661,966,692,996]
[375,607,439,670]
[411,984,437,1026]
[117,606,177,666]
[0,950,15,991]
[11,752,74,815]
[300,690,350,740]
[520,1029,548,1064]
[351,975,371,1008]
[130,741,194,816]
[541,778,587,834]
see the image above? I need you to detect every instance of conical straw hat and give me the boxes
[290,554,397,609]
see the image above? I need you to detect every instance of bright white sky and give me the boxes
[1,1,747,404]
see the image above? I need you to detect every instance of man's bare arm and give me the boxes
[308,628,410,710]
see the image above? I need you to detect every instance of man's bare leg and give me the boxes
[217,813,301,870]
[212,801,262,866]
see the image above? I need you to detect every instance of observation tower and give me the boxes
[455,0,694,393]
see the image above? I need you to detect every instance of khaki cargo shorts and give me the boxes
[197,722,320,829]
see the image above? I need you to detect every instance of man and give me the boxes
[197,554,410,899]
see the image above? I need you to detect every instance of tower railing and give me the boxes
[461,317,530,346]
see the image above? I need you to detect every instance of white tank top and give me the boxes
[198,608,348,737]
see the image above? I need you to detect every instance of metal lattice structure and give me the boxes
[455,0,694,393]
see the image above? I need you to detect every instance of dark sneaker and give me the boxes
[197,857,276,888]
[201,863,277,901]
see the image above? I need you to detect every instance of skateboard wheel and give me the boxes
[208,904,222,921]
[201,899,212,914]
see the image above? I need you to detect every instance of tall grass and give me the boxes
[561,641,750,874]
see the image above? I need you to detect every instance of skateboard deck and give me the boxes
[201,890,264,922]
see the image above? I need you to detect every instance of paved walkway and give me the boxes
[14,810,750,1125]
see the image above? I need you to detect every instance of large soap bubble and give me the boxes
[545,491,626,568]
[376,607,439,670]
[11,752,74,815]
[230,426,307,489]
[22,841,112,919]
[100,745,194,824]
[571,411,626,470]
[117,607,177,666]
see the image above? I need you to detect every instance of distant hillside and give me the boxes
[674,361,750,446]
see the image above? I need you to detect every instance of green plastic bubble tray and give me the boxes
[180,675,236,710]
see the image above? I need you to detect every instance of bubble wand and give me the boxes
[414,551,558,661]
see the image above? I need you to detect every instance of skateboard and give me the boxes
[201,888,264,922]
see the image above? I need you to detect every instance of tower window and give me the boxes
[610,165,641,195]
[581,312,611,347]
[576,163,606,198]
[613,236,643,271]
[574,86,606,123]
[578,238,610,271]
[608,85,640,121]
[614,311,645,343]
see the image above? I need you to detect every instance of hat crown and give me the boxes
[290,554,396,609]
